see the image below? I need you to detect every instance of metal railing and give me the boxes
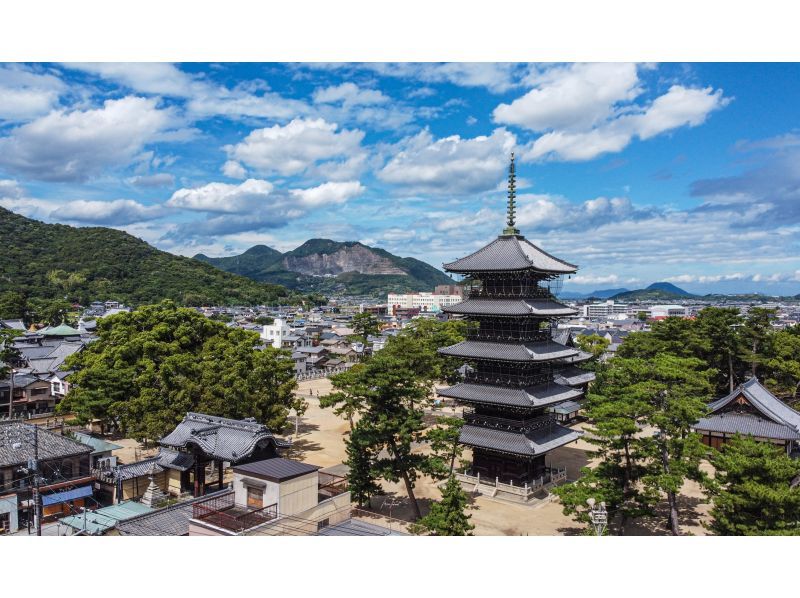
[456,466,568,497]
[296,366,349,381]
[192,493,278,532]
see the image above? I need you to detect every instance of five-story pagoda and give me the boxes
[438,154,589,499]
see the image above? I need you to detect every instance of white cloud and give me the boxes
[0,179,25,199]
[50,199,167,225]
[224,118,365,177]
[634,85,730,140]
[0,65,66,121]
[378,128,516,195]
[569,274,622,285]
[289,181,365,207]
[65,63,197,97]
[221,160,247,179]
[313,82,389,106]
[166,179,275,213]
[0,96,188,182]
[494,63,641,131]
[127,173,175,188]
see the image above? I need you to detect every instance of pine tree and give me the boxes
[414,475,474,536]
[708,435,800,535]
[345,424,382,508]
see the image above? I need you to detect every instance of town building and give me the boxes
[0,421,93,533]
[648,304,688,319]
[437,155,592,502]
[694,377,800,453]
[582,300,629,318]
[387,291,462,315]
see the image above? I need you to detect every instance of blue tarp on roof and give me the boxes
[41,484,93,506]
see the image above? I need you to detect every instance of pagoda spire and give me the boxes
[503,153,520,235]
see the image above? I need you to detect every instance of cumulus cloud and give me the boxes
[312,63,527,93]
[127,173,175,188]
[289,181,365,207]
[492,63,729,162]
[0,96,190,182]
[224,118,365,177]
[378,128,516,195]
[494,63,641,131]
[167,179,275,213]
[313,82,389,106]
[221,160,247,179]
[50,199,167,225]
[65,63,197,97]
[0,64,66,121]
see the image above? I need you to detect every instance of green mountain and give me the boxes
[611,282,697,301]
[0,207,309,309]
[195,239,454,296]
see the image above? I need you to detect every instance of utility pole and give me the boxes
[8,368,14,418]
[31,425,42,536]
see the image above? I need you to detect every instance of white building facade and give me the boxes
[582,300,630,318]
[261,318,292,349]
[387,292,462,315]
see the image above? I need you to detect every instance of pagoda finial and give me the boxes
[503,152,520,235]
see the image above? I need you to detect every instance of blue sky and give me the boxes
[1,62,799,295]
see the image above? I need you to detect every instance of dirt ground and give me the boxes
[290,378,713,536]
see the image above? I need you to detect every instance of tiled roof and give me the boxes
[459,423,583,457]
[0,421,91,468]
[114,457,163,481]
[443,235,577,275]
[694,413,800,440]
[117,489,234,536]
[438,340,578,362]
[71,432,123,455]
[438,381,582,408]
[233,457,320,482]
[553,366,596,387]
[709,378,800,433]
[159,412,286,463]
[157,448,195,471]
[443,298,577,317]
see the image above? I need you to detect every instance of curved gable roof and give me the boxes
[443,235,577,275]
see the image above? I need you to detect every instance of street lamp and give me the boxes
[586,497,607,536]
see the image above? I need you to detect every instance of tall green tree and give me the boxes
[345,423,382,508]
[740,308,776,378]
[575,333,610,371]
[59,301,302,440]
[695,307,746,393]
[762,329,800,399]
[707,435,800,535]
[321,364,369,431]
[399,318,467,384]
[0,291,28,321]
[413,475,474,536]
[638,354,713,535]
[553,357,658,535]
[351,311,381,342]
[427,416,464,477]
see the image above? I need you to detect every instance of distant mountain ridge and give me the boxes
[559,281,696,301]
[0,207,306,308]
[195,239,454,296]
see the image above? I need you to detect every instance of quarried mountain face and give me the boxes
[283,243,406,276]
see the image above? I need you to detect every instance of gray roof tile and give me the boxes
[439,340,578,362]
[444,235,577,274]
[0,421,91,467]
[233,457,320,481]
[694,413,800,440]
[438,381,582,408]
[459,423,583,457]
[709,377,800,433]
[443,298,577,317]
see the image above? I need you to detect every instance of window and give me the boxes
[31,388,48,396]
[317,518,330,530]
[246,486,264,509]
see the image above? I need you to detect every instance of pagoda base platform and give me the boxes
[455,466,568,504]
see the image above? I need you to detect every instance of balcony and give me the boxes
[462,409,557,434]
[192,492,278,533]
[456,466,568,501]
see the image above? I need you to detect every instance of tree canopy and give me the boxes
[58,301,303,440]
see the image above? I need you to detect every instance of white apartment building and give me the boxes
[582,300,630,318]
[261,318,292,348]
[387,292,462,315]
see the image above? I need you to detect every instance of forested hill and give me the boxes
[195,238,454,296]
[0,207,310,310]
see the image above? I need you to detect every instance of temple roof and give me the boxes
[437,381,582,409]
[443,298,577,317]
[708,377,800,433]
[694,413,800,440]
[438,339,578,362]
[443,234,577,275]
[459,423,582,457]
[553,366,596,387]
[159,412,289,463]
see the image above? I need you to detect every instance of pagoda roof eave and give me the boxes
[438,340,579,362]
[443,234,577,275]
[459,423,583,457]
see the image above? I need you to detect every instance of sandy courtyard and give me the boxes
[289,377,712,536]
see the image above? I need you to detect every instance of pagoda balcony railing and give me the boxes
[465,370,552,388]
[466,286,553,300]
[457,466,568,496]
[462,409,557,434]
[465,330,552,343]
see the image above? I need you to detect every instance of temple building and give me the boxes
[437,154,592,502]
[694,377,800,454]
